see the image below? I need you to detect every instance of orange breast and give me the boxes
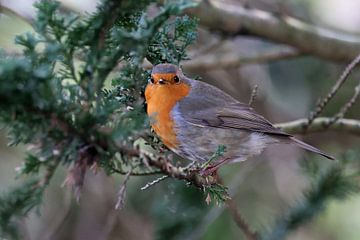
[145,83,190,148]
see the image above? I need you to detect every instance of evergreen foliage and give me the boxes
[0,179,44,239]
[261,152,360,240]
[0,0,197,238]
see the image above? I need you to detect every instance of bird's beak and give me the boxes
[158,78,165,85]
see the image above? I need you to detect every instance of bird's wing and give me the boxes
[180,103,290,136]
[177,81,290,137]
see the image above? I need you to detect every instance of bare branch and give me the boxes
[140,175,168,190]
[328,83,360,126]
[186,0,360,62]
[275,117,360,135]
[182,46,301,71]
[306,53,360,128]
[36,159,60,188]
[0,4,34,26]
[209,174,258,240]
[115,169,132,210]
[226,198,258,240]
[143,47,301,71]
[187,160,261,240]
[110,166,163,176]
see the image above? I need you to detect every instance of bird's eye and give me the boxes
[150,76,155,84]
[174,76,180,83]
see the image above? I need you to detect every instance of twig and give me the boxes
[115,144,218,188]
[187,159,261,240]
[115,169,132,210]
[275,117,360,135]
[35,158,60,189]
[226,198,259,240]
[140,175,168,190]
[201,145,226,169]
[62,153,91,202]
[328,82,360,126]
[248,84,259,106]
[185,47,300,71]
[0,4,35,26]
[110,166,163,176]
[142,46,300,70]
[306,53,360,128]
[216,175,259,240]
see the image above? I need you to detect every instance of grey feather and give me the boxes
[174,78,334,161]
[177,80,289,136]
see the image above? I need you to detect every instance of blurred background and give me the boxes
[1,0,360,239]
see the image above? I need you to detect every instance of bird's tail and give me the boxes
[290,137,335,160]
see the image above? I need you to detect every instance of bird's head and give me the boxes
[145,63,190,104]
[149,63,185,85]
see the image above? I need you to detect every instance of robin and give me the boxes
[145,63,334,173]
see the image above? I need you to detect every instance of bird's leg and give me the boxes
[200,157,230,176]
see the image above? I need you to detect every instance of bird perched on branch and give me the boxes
[145,63,334,174]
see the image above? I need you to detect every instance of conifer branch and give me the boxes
[261,162,359,240]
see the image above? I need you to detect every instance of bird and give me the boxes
[144,63,334,173]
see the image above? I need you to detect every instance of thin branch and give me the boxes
[110,166,163,176]
[36,158,60,189]
[187,159,261,240]
[275,117,360,135]
[187,47,300,71]
[186,0,360,62]
[145,46,300,71]
[215,175,259,240]
[226,198,258,240]
[328,82,360,126]
[115,169,132,210]
[140,175,168,190]
[115,144,218,188]
[306,53,360,128]
[0,4,34,26]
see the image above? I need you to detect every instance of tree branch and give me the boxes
[187,0,360,62]
[306,53,360,127]
[330,84,360,124]
[142,46,300,70]
[226,199,258,240]
[115,144,218,188]
[182,46,301,71]
[0,4,34,26]
[275,117,360,135]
